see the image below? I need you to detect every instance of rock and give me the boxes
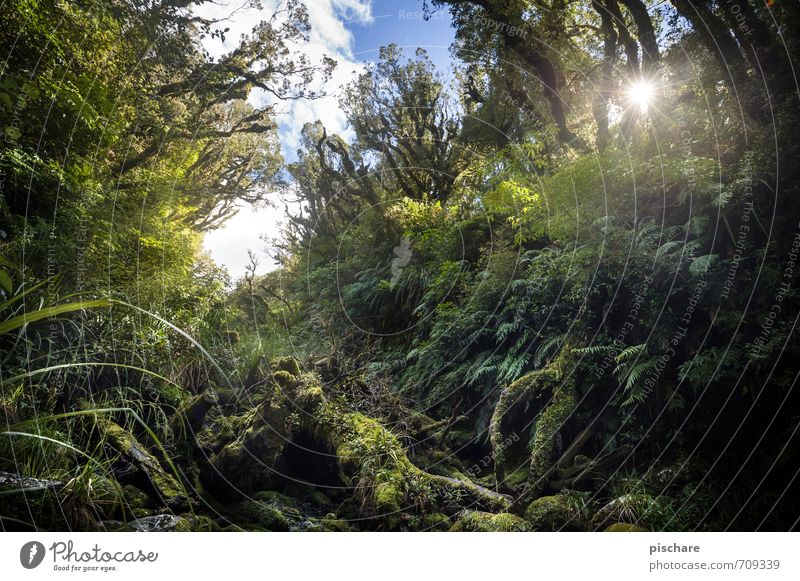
[235,500,291,531]
[0,471,64,530]
[128,514,191,532]
[317,513,351,532]
[180,514,221,531]
[410,512,451,531]
[271,356,302,377]
[524,494,589,531]
[95,419,187,510]
[313,356,339,381]
[0,471,62,489]
[202,403,294,497]
[449,511,529,532]
[604,522,648,532]
[591,493,653,530]
[172,390,217,437]
[308,490,332,507]
[121,484,151,507]
[203,362,510,517]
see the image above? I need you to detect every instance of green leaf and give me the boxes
[0,269,12,294]
[0,298,109,335]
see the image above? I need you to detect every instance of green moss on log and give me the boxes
[449,510,529,532]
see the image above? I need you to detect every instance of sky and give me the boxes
[198,0,456,281]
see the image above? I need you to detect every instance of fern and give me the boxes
[572,344,614,355]
[615,343,646,363]
[533,333,565,368]
[689,254,719,276]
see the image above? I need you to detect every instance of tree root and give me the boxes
[203,357,510,516]
[489,346,576,489]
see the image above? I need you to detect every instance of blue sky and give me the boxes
[199,0,456,280]
[350,0,454,70]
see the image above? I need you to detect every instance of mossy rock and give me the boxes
[127,514,191,532]
[172,390,217,437]
[120,484,151,508]
[272,356,302,377]
[374,481,404,513]
[0,471,65,530]
[253,490,295,504]
[272,370,297,389]
[308,490,332,507]
[604,522,648,532]
[318,513,351,532]
[591,494,654,530]
[449,511,529,532]
[203,408,292,497]
[524,494,588,531]
[410,512,451,531]
[236,501,291,531]
[95,420,187,510]
[181,514,222,531]
[206,369,508,518]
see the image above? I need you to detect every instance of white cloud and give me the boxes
[202,202,284,280]
[192,0,372,278]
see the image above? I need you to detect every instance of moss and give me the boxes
[205,367,508,517]
[204,398,294,496]
[526,374,576,497]
[308,490,332,507]
[524,494,588,531]
[449,511,529,532]
[374,481,404,513]
[96,419,186,509]
[272,370,297,389]
[253,490,294,504]
[604,522,648,532]
[121,484,151,508]
[503,467,528,490]
[181,514,221,531]
[272,356,301,377]
[172,390,217,436]
[410,512,451,531]
[490,367,558,472]
[148,467,185,505]
[318,513,351,532]
[237,501,291,531]
[591,493,653,529]
[296,383,324,406]
[489,346,575,487]
[174,517,193,532]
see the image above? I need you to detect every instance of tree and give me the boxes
[342,45,462,203]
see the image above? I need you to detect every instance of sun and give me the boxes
[627,79,656,112]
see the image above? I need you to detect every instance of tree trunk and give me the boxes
[604,0,640,75]
[592,0,619,149]
[670,0,764,121]
[619,0,660,74]
[721,0,792,97]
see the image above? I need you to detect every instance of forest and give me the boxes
[1,0,799,532]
